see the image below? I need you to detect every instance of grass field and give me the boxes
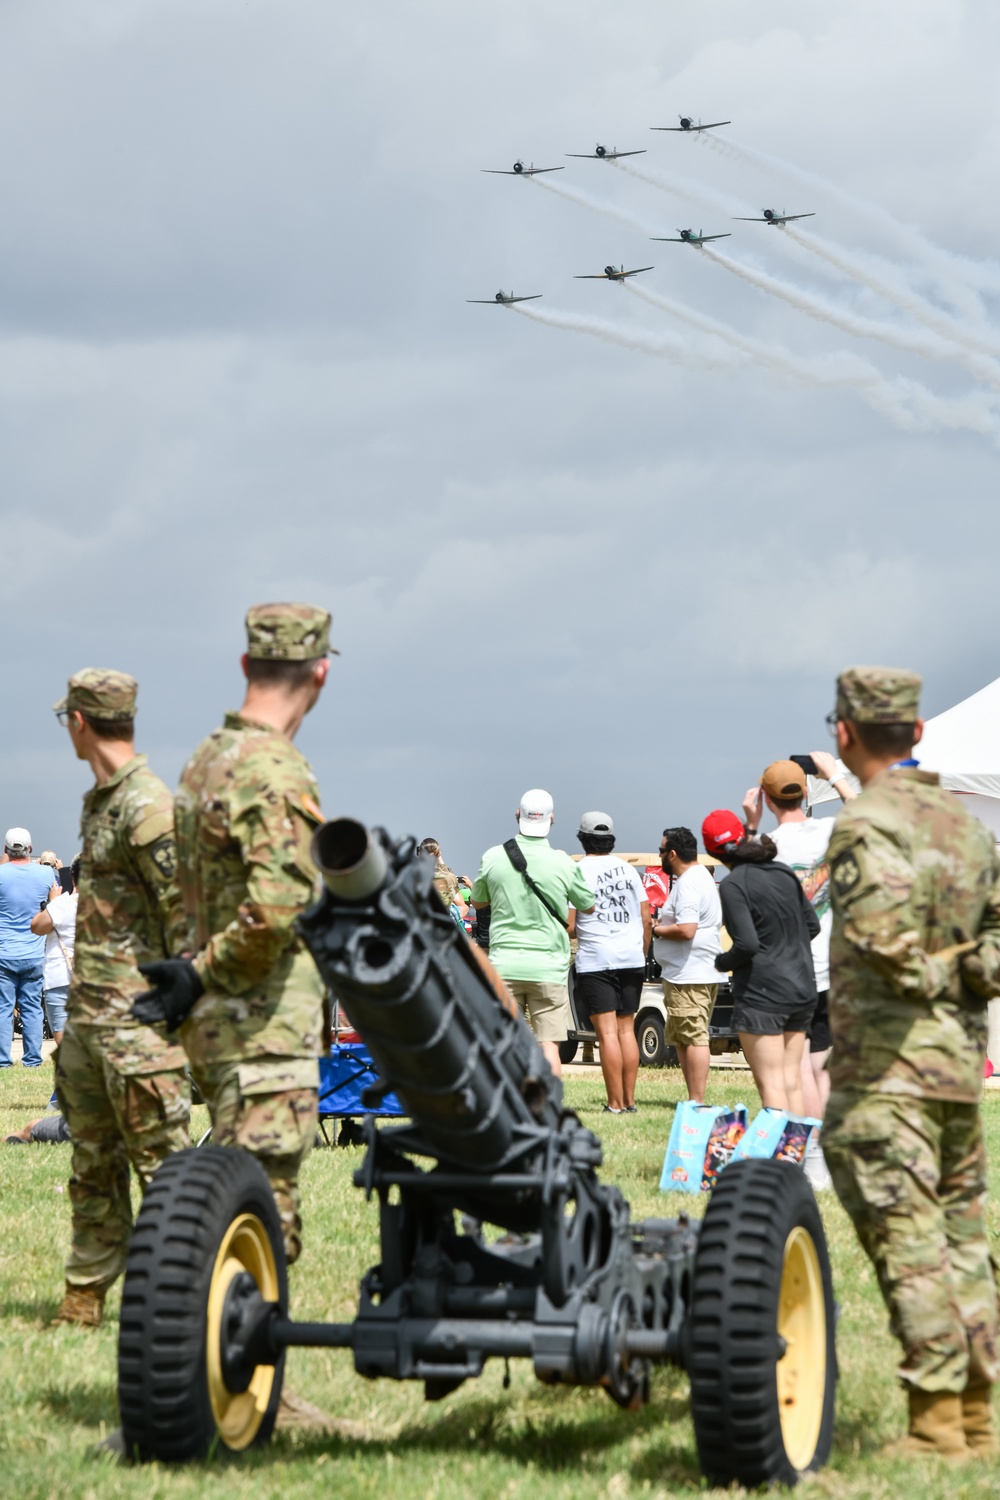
[3,1062,1000,1499]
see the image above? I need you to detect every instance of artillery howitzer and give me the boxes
[117,820,836,1486]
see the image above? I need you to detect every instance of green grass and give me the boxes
[2,1062,1000,1498]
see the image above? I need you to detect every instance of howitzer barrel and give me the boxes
[300,820,574,1177]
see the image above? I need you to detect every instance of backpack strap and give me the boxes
[502,839,569,931]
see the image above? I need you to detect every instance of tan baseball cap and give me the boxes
[836,666,922,724]
[761,760,807,800]
[245,602,337,660]
[53,668,138,722]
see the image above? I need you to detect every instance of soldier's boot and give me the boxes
[50,1281,108,1329]
[883,1391,969,1460]
[961,1381,999,1456]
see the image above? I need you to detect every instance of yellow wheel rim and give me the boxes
[776,1224,826,1472]
[205,1212,279,1450]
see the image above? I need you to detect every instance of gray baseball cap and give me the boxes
[578,810,614,836]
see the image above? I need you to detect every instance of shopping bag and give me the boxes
[730,1108,821,1167]
[659,1100,748,1194]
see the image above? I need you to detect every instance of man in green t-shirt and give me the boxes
[471,789,594,1076]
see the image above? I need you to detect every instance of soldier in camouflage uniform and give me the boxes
[50,669,191,1328]
[823,666,1000,1459]
[134,604,332,1264]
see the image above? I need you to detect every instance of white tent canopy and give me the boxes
[811,674,1000,837]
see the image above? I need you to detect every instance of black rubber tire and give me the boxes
[558,1038,579,1064]
[688,1158,836,1488]
[118,1146,288,1462]
[635,1010,666,1067]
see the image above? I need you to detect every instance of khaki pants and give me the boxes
[662,982,718,1047]
[503,980,571,1044]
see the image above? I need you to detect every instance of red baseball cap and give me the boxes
[701,809,745,858]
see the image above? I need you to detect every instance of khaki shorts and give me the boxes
[662,982,718,1047]
[504,980,571,1044]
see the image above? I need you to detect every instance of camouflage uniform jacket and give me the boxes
[828,767,1000,1103]
[70,754,188,1072]
[174,711,326,1066]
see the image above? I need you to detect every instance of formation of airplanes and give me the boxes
[474,116,815,303]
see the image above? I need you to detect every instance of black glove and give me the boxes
[132,958,204,1031]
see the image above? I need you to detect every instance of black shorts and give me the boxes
[575,967,645,1017]
[733,999,816,1036]
[809,990,831,1053]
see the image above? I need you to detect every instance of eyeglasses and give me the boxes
[55,710,71,728]
[824,710,839,737]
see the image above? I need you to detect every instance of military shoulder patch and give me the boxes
[148,837,177,882]
[831,849,862,898]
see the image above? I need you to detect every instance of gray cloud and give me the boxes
[2,0,999,877]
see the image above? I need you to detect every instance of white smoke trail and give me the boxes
[512,299,999,440]
[705,133,1000,313]
[510,300,741,371]
[784,227,1000,362]
[698,245,1000,390]
[528,174,662,238]
[540,164,1000,382]
[609,156,753,222]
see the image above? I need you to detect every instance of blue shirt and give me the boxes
[0,862,56,962]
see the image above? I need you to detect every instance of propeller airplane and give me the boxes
[653,116,730,133]
[574,264,654,282]
[467,290,543,304]
[733,208,816,227]
[481,160,564,176]
[651,228,732,247]
[565,144,647,161]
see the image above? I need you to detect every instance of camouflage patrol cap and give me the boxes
[53,668,138,722]
[836,665,922,724]
[245,602,336,661]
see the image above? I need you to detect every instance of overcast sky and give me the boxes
[2,0,999,875]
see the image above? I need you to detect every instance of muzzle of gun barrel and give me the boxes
[311,818,388,901]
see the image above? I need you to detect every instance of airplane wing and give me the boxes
[610,149,646,158]
[526,166,564,174]
[698,121,731,130]
[574,273,611,278]
[624,266,654,276]
[481,169,521,175]
[780,212,816,222]
[650,236,686,242]
[700,234,731,242]
[507,294,542,302]
[732,216,767,222]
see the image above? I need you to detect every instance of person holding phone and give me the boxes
[741,755,857,1186]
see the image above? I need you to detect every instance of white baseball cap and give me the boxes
[518,789,553,838]
[4,827,31,854]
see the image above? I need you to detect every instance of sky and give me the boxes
[2,0,999,877]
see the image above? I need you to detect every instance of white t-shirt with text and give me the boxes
[573,856,648,973]
[42,892,78,989]
[654,864,722,984]
[766,818,834,991]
